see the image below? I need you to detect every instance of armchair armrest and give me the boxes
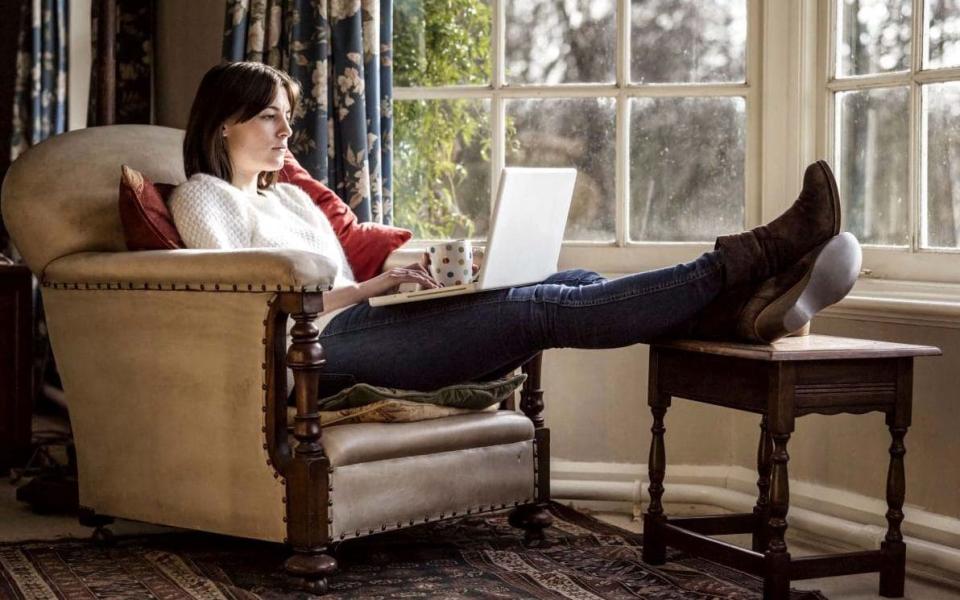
[42,248,338,291]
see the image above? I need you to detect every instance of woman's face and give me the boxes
[222,85,292,179]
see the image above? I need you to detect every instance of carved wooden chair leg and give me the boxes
[284,550,338,594]
[752,414,773,552]
[508,503,553,547]
[508,353,553,547]
[78,506,115,546]
[282,300,338,593]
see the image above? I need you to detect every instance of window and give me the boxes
[392,0,758,267]
[827,0,960,279]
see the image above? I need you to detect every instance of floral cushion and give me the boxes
[287,399,500,429]
[317,373,527,412]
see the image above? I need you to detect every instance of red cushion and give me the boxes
[118,165,184,251]
[278,152,412,282]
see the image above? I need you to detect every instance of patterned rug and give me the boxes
[0,503,827,599]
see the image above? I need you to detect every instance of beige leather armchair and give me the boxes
[1,125,552,593]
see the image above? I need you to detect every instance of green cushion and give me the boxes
[318,373,527,412]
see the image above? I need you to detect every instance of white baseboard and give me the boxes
[552,458,960,586]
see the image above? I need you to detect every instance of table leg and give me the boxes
[880,358,912,598]
[880,422,908,597]
[752,415,773,552]
[642,396,669,565]
[764,431,792,600]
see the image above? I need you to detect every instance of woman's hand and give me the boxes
[358,260,441,299]
[321,255,443,312]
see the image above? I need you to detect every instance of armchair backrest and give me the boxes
[1,125,185,274]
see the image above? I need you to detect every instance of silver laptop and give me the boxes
[368,167,577,307]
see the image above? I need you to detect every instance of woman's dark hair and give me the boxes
[183,61,300,189]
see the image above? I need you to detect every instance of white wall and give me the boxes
[68,0,91,131]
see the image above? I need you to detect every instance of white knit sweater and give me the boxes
[169,173,355,290]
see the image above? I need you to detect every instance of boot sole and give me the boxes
[754,232,861,343]
[816,159,842,237]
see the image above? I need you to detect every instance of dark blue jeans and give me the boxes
[319,251,724,391]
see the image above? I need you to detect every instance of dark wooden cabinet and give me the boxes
[0,264,33,474]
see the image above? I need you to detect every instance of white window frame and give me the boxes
[792,0,960,327]
[819,0,960,284]
[390,0,960,326]
[393,0,763,275]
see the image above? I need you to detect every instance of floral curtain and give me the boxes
[223,0,394,224]
[9,0,68,164]
[87,0,155,125]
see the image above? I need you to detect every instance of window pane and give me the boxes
[629,97,745,242]
[631,0,746,84]
[924,82,960,248]
[393,99,491,239]
[506,98,616,241]
[506,0,615,84]
[837,0,911,76]
[836,87,910,246]
[393,0,491,86]
[927,0,960,69]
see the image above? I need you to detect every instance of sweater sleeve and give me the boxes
[169,176,251,249]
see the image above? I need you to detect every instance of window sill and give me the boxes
[820,278,960,329]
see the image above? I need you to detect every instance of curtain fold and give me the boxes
[87,0,155,125]
[9,0,69,163]
[223,0,394,224]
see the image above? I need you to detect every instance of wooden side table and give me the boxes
[642,334,941,599]
[0,264,33,475]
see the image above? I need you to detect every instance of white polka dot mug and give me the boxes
[427,240,474,287]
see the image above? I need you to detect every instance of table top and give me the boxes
[653,334,942,361]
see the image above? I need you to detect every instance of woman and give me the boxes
[170,62,859,392]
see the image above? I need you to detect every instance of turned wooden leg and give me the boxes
[642,398,669,565]
[508,504,553,547]
[282,301,337,593]
[881,358,912,598]
[752,415,773,552]
[880,424,908,597]
[511,353,553,547]
[764,431,792,600]
[285,551,338,594]
[78,506,115,546]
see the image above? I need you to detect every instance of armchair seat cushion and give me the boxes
[320,411,534,467]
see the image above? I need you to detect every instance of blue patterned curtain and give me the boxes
[9,0,69,162]
[223,0,394,224]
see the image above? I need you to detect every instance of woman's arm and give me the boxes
[322,260,440,312]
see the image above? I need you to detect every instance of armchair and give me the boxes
[1,125,552,593]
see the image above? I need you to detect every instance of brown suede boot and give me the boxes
[687,284,753,340]
[736,232,861,343]
[692,233,861,344]
[715,160,841,287]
